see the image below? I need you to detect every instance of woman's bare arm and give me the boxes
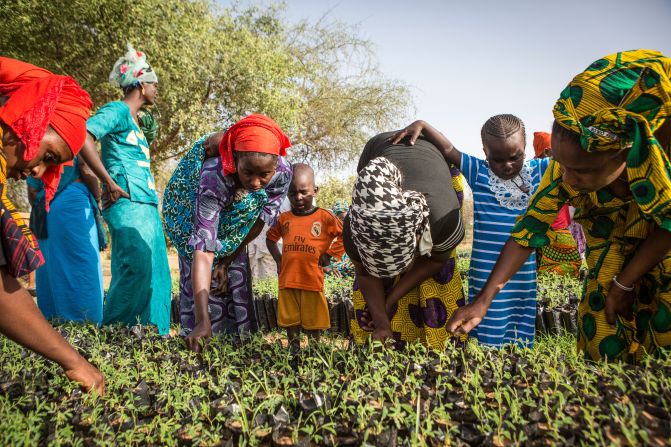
[0,267,105,394]
[604,224,671,325]
[352,260,393,342]
[391,120,463,167]
[79,133,129,205]
[77,154,102,206]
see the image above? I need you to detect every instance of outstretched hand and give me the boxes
[64,360,106,396]
[185,322,212,353]
[446,300,488,336]
[390,120,426,146]
[371,327,394,345]
[604,285,635,326]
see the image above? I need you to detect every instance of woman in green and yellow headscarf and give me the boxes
[446,49,671,362]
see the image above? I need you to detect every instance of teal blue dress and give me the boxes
[28,159,105,324]
[87,101,171,335]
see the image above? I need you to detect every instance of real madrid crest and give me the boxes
[311,221,321,237]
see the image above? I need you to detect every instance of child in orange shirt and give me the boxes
[266,163,344,348]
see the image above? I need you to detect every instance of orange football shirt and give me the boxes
[267,208,344,291]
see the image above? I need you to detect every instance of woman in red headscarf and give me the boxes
[0,56,104,394]
[162,114,292,352]
[532,131,583,276]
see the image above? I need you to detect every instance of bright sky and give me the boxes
[228,0,671,159]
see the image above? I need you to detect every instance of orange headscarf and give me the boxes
[219,114,291,176]
[0,57,92,207]
[533,131,552,158]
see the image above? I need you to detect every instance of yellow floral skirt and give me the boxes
[350,256,466,350]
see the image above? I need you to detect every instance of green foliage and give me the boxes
[537,271,584,309]
[5,179,29,212]
[316,175,356,211]
[0,0,412,190]
[253,276,279,298]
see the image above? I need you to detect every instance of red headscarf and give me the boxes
[533,131,552,158]
[0,57,93,207]
[219,114,291,176]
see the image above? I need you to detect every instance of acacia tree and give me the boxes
[286,19,411,168]
[1,0,412,182]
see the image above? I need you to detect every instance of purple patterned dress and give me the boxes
[166,150,291,337]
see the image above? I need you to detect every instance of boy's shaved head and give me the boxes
[289,163,318,213]
[292,163,315,185]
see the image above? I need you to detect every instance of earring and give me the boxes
[141,85,145,96]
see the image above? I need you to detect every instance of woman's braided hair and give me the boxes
[480,114,527,146]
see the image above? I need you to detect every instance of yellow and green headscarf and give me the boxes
[553,50,671,226]
[553,49,671,154]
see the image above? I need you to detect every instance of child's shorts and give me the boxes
[277,288,330,330]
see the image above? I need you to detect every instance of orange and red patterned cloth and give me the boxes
[0,57,91,276]
[0,56,92,207]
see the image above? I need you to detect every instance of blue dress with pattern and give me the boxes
[461,153,549,347]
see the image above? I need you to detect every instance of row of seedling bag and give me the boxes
[171,291,578,337]
[254,292,578,338]
[536,294,579,335]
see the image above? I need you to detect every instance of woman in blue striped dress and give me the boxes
[391,115,549,347]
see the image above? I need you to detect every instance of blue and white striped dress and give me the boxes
[461,153,550,347]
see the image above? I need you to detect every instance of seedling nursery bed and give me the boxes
[1,323,670,446]
[2,271,669,445]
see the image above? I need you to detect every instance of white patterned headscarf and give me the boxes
[350,157,431,278]
[109,43,158,89]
